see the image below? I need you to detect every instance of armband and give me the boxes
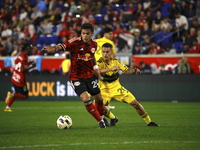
[58,43,65,51]
[93,65,99,70]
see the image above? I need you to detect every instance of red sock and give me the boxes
[14,93,26,99]
[85,103,102,122]
[7,97,15,107]
[7,93,26,107]
[95,101,104,116]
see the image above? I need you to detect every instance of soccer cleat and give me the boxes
[5,91,13,104]
[108,105,115,110]
[147,122,160,127]
[103,118,111,127]
[4,108,12,112]
[99,120,106,128]
[110,117,118,126]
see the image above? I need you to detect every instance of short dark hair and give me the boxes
[22,44,33,51]
[81,23,94,32]
[103,27,113,35]
[102,43,113,49]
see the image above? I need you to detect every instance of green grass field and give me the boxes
[0,101,200,150]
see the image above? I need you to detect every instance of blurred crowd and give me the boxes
[0,0,200,57]
[130,55,192,75]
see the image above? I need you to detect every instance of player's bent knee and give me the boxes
[130,99,139,108]
[80,92,90,102]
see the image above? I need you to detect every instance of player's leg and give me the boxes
[4,84,18,112]
[104,102,118,126]
[88,76,109,127]
[127,95,159,126]
[92,93,110,127]
[93,94,104,117]
[4,91,14,112]
[5,84,29,112]
[14,84,29,100]
[100,89,118,126]
[87,76,104,117]
[80,92,102,122]
[70,80,106,128]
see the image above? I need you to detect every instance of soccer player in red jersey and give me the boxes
[4,44,36,112]
[41,23,109,128]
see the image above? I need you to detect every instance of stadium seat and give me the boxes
[161,32,173,46]
[154,32,164,45]
[52,26,57,34]
[173,42,184,54]
[94,14,103,24]
[101,6,107,15]
[44,35,59,46]
[111,4,121,14]
[0,1,3,8]
[121,23,130,29]
[161,3,171,17]
[121,4,129,11]
[35,36,46,45]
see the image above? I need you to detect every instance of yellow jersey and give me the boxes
[97,58,135,103]
[97,58,128,90]
[95,37,116,61]
[60,59,71,74]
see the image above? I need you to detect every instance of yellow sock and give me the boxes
[142,113,151,124]
[105,111,115,119]
[108,111,115,119]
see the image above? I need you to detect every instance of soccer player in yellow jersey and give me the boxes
[95,27,116,61]
[96,43,159,127]
[60,52,71,75]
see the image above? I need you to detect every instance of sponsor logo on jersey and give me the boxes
[77,53,93,61]
[91,48,95,53]
[74,81,80,86]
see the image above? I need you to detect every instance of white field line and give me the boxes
[8,106,128,110]
[4,105,194,110]
[0,141,199,149]
[12,106,84,109]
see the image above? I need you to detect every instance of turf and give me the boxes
[0,101,200,150]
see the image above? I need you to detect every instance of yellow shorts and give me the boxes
[100,86,136,105]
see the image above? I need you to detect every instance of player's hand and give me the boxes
[97,75,104,81]
[31,62,36,68]
[112,66,120,71]
[135,68,141,75]
[94,68,104,80]
[41,47,49,53]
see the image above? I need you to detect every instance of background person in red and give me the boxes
[41,23,109,128]
[4,44,36,112]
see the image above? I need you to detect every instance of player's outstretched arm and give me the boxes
[41,45,62,54]
[126,68,141,75]
[100,66,120,74]
[23,62,36,72]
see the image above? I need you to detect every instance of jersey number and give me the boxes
[117,87,128,94]
[92,79,98,89]
[15,62,22,72]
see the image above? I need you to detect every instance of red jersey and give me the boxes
[59,37,97,80]
[11,53,29,87]
[149,46,161,54]
[187,44,200,54]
